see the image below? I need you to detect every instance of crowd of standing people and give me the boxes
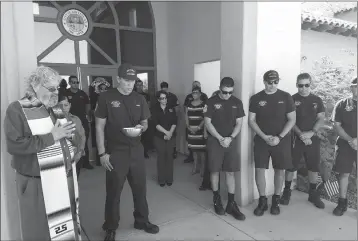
[4,64,356,241]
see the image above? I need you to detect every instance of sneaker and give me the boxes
[333,198,348,216]
[134,221,159,234]
[308,189,325,209]
[270,195,280,215]
[83,164,94,170]
[199,183,211,191]
[104,230,116,241]
[254,196,268,216]
[213,194,225,215]
[226,201,246,220]
[166,182,173,186]
[280,189,291,205]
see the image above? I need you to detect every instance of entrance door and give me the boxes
[80,67,118,161]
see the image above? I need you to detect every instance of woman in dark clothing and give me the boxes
[58,79,68,99]
[152,90,178,187]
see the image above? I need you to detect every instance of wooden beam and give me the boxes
[326,26,348,35]
[313,23,334,32]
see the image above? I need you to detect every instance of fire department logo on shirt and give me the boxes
[214,104,222,109]
[259,101,267,107]
[295,101,301,106]
[345,105,353,112]
[111,101,121,108]
[169,109,173,112]
[313,103,318,109]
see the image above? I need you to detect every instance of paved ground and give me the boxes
[78,153,357,241]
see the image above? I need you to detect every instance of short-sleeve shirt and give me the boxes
[64,89,90,123]
[204,95,245,137]
[184,92,208,107]
[166,92,179,108]
[152,104,178,139]
[249,89,295,136]
[331,98,357,143]
[94,89,151,151]
[293,93,325,132]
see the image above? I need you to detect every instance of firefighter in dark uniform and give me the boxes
[331,77,357,216]
[248,70,296,216]
[280,73,325,209]
[159,81,179,158]
[204,77,246,221]
[95,64,159,241]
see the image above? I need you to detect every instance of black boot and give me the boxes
[254,196,268,216]
[270,195,280,215]
[213,194,225,215]
[280,188,291,205]
[134,221,159,234]
[333,198,348,216]
[308,189,325,209]
[226,201,246,220]
[104,230,116,241]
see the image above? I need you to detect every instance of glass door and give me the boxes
[80,67,118,161]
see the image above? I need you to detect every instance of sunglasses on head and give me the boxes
[266,80,279,85]
[298,84,310,88]
[221,90,233,95]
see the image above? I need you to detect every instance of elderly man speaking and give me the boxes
[4,66,79,240]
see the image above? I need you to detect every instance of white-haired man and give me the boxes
[4,66,77,240]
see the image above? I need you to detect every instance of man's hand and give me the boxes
[165,131,173,140]
[300,131,314,141]
[270,136,280,146]
[100,154,113,171]
[303,138,312,146]
[220,137,232,148]
[135,124,144,136]
[51,120,76,141]
[263,135,275,146]
[349,138,357,150]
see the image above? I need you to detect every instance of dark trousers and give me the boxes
[202,151,211,186]
[16,172,50,241]
[103,146,149,231]
[76,121,89,176]
[141,129,151,155]
[154,136,175,184]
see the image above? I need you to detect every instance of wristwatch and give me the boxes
[228,135,234,140]
[278,135,284,141]
[98,152,107,158]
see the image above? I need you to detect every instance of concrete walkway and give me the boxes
[78,153,357,241]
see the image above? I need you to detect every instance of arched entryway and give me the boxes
[33,1,156,159]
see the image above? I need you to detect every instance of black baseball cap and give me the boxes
[220,77,234,87]
[351,77,357,86]
[263,70,280,82]
[118,63,137,80]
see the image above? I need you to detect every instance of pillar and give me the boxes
[220,2,301,206]
[1,2,37,240]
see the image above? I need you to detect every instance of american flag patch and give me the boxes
[317,174,339,197]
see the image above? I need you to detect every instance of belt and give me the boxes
[20,173,41,179]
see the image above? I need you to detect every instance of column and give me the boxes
[220,2,301,206]
[1,2,37,240]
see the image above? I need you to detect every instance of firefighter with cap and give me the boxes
[95,64,159,241]
[331,76,357,216]
[248,70,296,216]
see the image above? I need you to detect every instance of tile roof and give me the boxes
[301,12,357,37]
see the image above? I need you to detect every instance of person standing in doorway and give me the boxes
[248,70,296,216]
[135,78,152,158]
[95,64,159,241]
[204,77,246,221]
[159,81,179,159]
[184,81,208,163]
[152,90,178,186]
[331,77,357,216]
[64,75,93,175]
[280,73,325,209]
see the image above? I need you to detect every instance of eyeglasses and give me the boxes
[159,97,167,100]
[266,80,279,85]
[192,91,200,95]
[42,85,58,93]
[297,84,310,88]
[221,90,233,95]
[70,81,79,84]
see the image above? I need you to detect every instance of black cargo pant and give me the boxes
[154,136,175,184]
[102,144,149,231]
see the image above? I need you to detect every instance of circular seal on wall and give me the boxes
[62,9,89,37]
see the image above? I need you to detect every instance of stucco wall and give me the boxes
[165,1,221,153]
[301,30,357,74]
